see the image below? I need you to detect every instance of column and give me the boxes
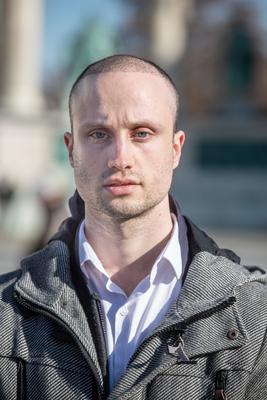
[1,0,44,116]
[151,0,194,67]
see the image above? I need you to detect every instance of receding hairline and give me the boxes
[68,54,179,132]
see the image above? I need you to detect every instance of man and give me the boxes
[0,55,266,400]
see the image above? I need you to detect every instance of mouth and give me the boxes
[103,179,140,196]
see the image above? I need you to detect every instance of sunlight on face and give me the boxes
[65,71,184,220]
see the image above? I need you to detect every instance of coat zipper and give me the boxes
[214,370,228,400]
[14,292,105,400]
[17,358,25,400]
[95,298,109,395]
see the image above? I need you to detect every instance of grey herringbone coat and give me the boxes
[0,202,266,399]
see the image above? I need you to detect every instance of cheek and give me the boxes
[144,150,174,185]
[148,143,174,169]
[74,144,100,167]
[73,149,108,185]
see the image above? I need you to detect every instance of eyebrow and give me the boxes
[78,119,164,132]
[77,120,110,132]
[128,120,163,131]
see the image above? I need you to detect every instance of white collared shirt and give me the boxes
[79,213,187,390]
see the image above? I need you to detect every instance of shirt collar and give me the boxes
[79,212,185,286]
[149,213,182,284]
[79,220,109,279]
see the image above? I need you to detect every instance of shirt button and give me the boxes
[119,306,128,316]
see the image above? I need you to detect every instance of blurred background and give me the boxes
[0,0,266,273]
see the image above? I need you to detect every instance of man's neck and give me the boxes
[83,197,174,296]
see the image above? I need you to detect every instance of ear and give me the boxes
[172,130,185,169]
[64,132,74,167]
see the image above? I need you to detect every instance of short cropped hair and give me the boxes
[68,54,179,133]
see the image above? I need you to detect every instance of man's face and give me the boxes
[65,71,184,220]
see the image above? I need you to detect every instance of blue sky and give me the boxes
[42,0,267,77]
[42,0,125,75]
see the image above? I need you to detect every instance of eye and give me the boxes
[133,131,151,140]
[89,131,109,141]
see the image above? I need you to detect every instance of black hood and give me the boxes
[49,190,83,245]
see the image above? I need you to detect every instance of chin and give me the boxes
[106,202,144,219]
[102,196,161,220]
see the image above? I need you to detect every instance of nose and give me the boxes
[107,137,134,171]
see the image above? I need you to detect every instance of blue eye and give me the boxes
[90,131,108,140]
[134,131,150,138]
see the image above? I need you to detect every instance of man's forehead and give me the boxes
[72,71,177,105]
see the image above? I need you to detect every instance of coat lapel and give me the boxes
[15,240,103,389]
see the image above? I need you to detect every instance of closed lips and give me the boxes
[104,180,139,186]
